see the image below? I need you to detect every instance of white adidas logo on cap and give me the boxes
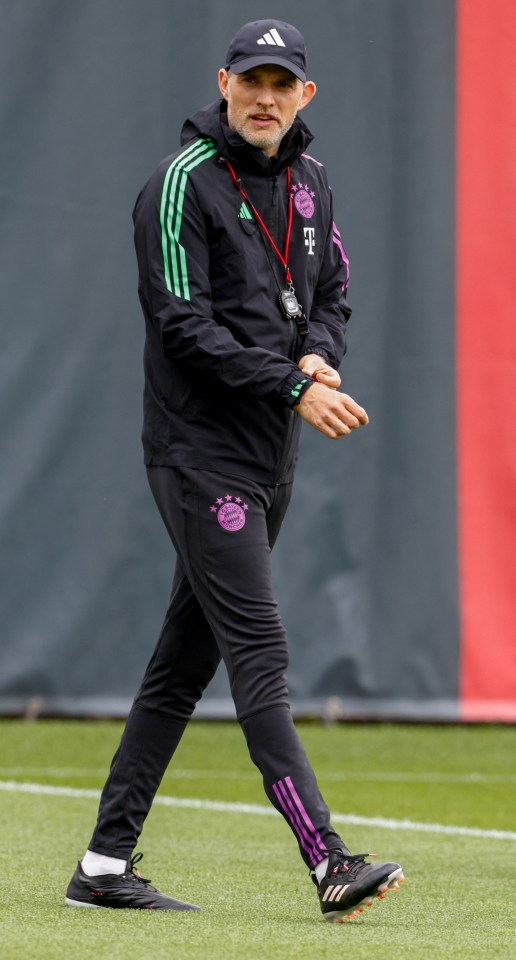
[257,28,286,47]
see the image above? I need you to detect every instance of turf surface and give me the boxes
[1,720,515,959]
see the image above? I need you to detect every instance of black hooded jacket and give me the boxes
[133,100,351,484]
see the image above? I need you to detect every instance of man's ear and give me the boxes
[218,68,230,101]
[298,80,317,111]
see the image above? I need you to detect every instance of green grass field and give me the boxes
[1,720,515,960]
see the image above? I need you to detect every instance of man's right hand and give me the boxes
[295,382,369,439]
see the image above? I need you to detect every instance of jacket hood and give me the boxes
[180,99,314,174]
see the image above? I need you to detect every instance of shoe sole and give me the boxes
[322,866,405,922]
[65,895,202,911]
[65,897,101,909]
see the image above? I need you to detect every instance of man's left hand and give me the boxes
[298,353,341,389]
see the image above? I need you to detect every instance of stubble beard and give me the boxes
[242,127,285,152]
[228,104,295,154]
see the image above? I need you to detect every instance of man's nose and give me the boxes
[256,85,275,106]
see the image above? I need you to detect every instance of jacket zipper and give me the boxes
[272,169,298,485]
[270,173,279,247]
[275,316,298,485]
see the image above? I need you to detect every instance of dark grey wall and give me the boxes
[0,0,458,719]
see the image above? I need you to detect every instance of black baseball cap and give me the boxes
[225,20,307,82]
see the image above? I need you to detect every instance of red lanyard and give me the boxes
[224,158,294,286]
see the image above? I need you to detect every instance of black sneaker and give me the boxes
[65,853,201,911]
[314,850,405,922]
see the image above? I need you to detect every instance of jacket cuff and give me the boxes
[295,347,330,365]
[280,370,316,408]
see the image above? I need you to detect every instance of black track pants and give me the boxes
[89,466,347,868]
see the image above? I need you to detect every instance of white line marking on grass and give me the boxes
[1,767,514,784]
[168,770,516,785]
[321,771,516,785]
[0,767,109,777]
[171,770,516,785]
[0,781,101,799]
[1,779,515,842]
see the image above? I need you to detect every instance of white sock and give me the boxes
[314,857,329,884]
[81,850,127,877]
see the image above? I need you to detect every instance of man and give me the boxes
[66,20,404,921]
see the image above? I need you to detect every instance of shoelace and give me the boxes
[328,852,377,882]
[126,852,152,886]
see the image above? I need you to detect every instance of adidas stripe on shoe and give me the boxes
[314,850,405,922]
[65,853,201,912]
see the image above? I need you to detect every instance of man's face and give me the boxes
[218,65,316,156]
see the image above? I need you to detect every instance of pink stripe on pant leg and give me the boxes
[272,782,315,862]
[273,779,328,866]
[275,780,322,864]
[284,776,328,860]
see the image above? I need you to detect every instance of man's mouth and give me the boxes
[249,114,278,127]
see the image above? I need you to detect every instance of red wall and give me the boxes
[457,0,516,719]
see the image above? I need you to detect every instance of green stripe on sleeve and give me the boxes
[159,139,217,300]
[159,139,202,293]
